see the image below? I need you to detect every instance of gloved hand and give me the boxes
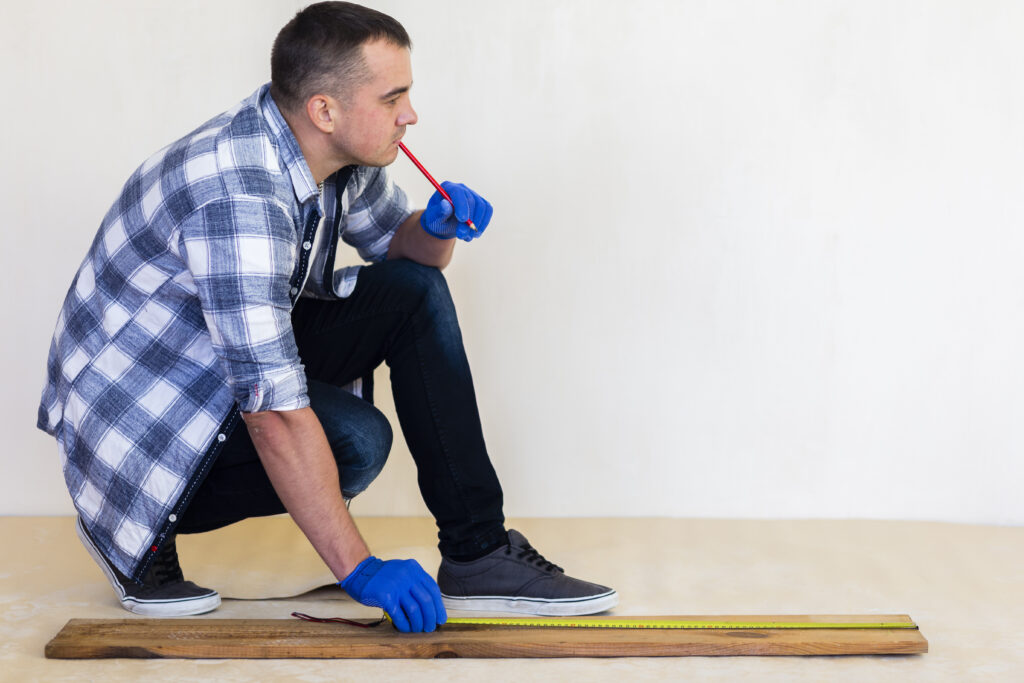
[339,555,447,633]
[419,181,493,242]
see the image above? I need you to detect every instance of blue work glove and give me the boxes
[339,556,447,633]
[419,181,493,242]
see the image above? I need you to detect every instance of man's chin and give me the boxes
[357,148,401,168]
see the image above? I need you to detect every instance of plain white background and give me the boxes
[2,1,1021,524]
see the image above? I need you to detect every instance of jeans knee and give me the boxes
[339,411,393,497]
[355,410,393,467]
[388,259,454,315]
[308,380,394,498]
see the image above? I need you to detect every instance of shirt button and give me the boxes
[168,514,178,523]
[302,241,312,250]
[290,286,299,296]
[217,433,227,442]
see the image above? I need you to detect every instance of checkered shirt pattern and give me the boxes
[37,84,412,581]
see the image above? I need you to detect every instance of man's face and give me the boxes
[330,39,417,167]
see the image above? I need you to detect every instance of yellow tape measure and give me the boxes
[426,616,917,630]
[291,612,917,630]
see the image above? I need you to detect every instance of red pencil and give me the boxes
[398,141,477,231]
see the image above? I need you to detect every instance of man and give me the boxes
[38,2,616,633]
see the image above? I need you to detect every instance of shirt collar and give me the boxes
[258,84,319,205]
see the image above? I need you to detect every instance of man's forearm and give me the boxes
[242,406,370,581]
[387,210,455,268]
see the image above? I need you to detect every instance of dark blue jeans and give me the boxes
[177,259,507,558]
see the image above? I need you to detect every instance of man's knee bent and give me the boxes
[308,380,394,497]
[381,259,455,314]
[337,408,393,498]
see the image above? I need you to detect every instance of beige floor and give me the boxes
[1,515,1020,681]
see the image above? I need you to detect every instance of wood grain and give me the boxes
[45,615,928,659]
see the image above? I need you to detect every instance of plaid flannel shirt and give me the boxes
[37,84,413,581]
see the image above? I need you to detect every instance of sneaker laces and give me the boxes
[147,536,185,586]
[506,541,564,573]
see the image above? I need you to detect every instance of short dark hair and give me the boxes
[270,1,411,113]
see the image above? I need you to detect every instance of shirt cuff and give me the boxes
[234,366,310,413]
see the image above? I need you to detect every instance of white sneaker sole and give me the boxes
[75,517,221,617]
[441,589,618,616]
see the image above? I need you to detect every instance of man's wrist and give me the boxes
[339,555,381,593]
[388,210,455,268]
[418,209,455,239]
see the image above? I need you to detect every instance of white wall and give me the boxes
[3,1,1021,524]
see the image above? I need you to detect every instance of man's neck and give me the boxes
[280,109,353,185]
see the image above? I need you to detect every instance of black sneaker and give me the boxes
[437,529,618,616]
[76,516,221,616]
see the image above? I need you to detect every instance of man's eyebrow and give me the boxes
[380,84,411,99]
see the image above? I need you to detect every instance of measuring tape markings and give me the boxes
[291,612,918,630]
[418,616,918,630]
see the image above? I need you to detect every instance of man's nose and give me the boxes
[398,103,418,127]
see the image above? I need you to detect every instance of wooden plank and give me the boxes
[45,615,927,659]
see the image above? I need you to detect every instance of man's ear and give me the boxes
[305,95,337,134]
